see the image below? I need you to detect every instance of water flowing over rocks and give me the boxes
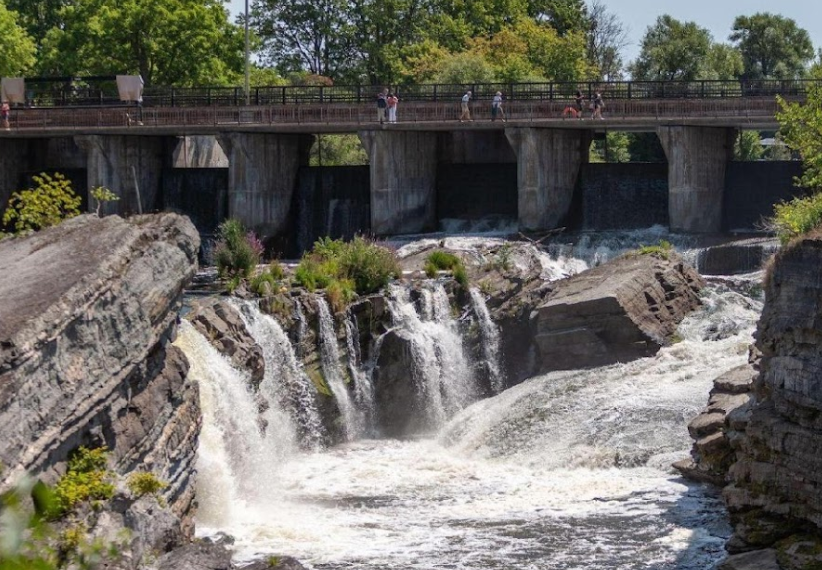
[0,213,201,563]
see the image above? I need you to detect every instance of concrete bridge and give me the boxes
[0,88,805,244]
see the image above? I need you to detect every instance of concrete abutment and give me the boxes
[359,130,439,235]
[505,127,590,232]
[658,126,735,233]
[217,133,314,238]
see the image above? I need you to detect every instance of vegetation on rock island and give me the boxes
[213,218,265,289]
[296,236,400,311]
[424,250,469,287]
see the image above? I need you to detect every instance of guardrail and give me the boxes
[0,98,788,131]
[11,77,819,109]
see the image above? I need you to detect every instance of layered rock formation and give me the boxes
[533,251,704,371]
[680,233,822,568]
[0,213,200,524]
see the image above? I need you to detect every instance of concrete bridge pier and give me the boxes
[359,130,439,235]
[505,128,590,232]
[657,126,735,232]
[74,135,170,216]
[217,133,313,238]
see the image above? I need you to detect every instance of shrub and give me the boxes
[250,269,278,296]
[326,278,356,313]
[127,472,168,497]
[636,240,673,259]
[295,236,400,298]
[90,186,119,216]
[51,447,114,518]
[426,250,461,271]
[769,193,822,244]
[337,236,401,294]
[213,219,263,280]
[268,260,285,280]
[2,172,82,234]
[425,249,468,286]
[453,263,469,287]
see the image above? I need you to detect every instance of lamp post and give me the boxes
[244,0,250,106]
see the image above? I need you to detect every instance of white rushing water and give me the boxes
[232,300,325,449]
[469,287,506,393]
[344,309,375,434]
[181,269,763,569]
[387,283,476,430]
[316,297,360,439]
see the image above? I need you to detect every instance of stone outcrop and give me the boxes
[189,298,265,387]
[533,251,705,372]
[0,213,200,526]
[674,364,756,486]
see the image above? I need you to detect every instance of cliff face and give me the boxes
[0,213,200,521]
[722,235,822,552]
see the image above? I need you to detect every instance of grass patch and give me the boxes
[634,240,673,260]
[295,237,400,310]
[769,192,822,244]
[425,250,469,287]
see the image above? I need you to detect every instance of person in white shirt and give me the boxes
[491,91,506,122]
[460,90,472,122]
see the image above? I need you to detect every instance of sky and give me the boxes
[226,0,822,71]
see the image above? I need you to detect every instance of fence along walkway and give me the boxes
[2,96,791,131]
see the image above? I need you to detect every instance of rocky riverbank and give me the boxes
[678,232,822,569]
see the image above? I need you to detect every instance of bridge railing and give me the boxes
[10,77,821,109]
[2,97,791,131]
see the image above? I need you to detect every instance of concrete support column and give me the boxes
[505,128,589,232]
[217,133,313,237]
[172,135,228,168]
[359,130,438,235]
[74,135,168,216]
[657,126,735,232]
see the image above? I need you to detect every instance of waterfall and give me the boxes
[387,283,476,430]
[232,300,326,449]
[469,287,505,394]
[294,299,307,357]
[174,321,288,525]
[344,310,375,434]
[315,297,360,439]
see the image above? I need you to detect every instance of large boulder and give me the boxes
[0,213,200,524]
[533,251,704,372]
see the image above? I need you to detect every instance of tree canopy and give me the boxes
[730,13,814,79]
[27,0,245,86]
[0,2,36,77]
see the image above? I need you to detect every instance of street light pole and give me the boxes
[244,0,250,106]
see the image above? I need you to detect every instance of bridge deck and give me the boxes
[0,97,787,137]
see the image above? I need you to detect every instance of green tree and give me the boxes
[3,0,67,52]
[730,13,814,79]
[0,2,37,76]
[251,0,354,77]
[629,15,713,81]
[777,85,822,188]
[39,0,244,86]
[527,0,588,35]
[734,131,764,161]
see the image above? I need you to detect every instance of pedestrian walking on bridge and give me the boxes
[460,90,472,122]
